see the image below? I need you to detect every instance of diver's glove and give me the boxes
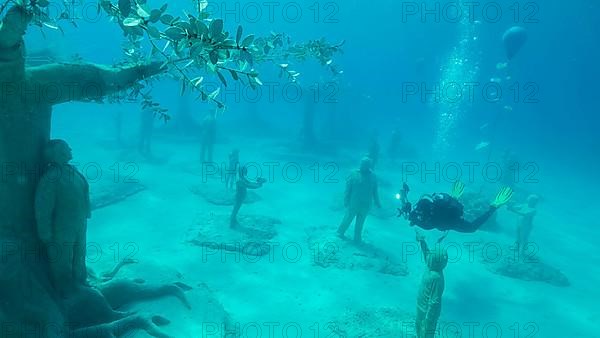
[491,187,514,208]
[451,181,465,199]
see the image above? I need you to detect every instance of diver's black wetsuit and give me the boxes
[407,193,497,233]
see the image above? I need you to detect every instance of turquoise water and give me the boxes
[19,0,599,337]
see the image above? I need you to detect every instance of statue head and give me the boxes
[44,139,72,165]
[426,247,449,272]
[527,194,539,208]
[359,157,373,173]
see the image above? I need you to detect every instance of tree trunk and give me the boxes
[0,5,164,331]
[0,61,50,242]
[0,59,61,336]
[300,98,316,148]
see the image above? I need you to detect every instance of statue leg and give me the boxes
[227,174,236,190]
[230,200,243,227]
[225,174,231,189]
[353,212,368,243]
[422,315,439,338]
[516,224,524,258]
[49,243,76,297]
[337,210,356,237]
[415,308,425,338]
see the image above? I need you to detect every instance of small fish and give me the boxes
[475,142,490,151]
[480,123,489,131]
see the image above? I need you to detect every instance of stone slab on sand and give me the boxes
[330,307,416,337]
[187,213,281,257]
[306,225,408,277]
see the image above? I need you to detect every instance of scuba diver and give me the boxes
[397,181,513,233]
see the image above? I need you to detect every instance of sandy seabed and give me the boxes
[54,109,598,338]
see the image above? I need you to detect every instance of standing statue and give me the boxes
[367,132,380,168]
[500,149,520,189]
[337,157,381,243]
[139,106,155,157]
[300,91,317,148]
[508,194,539,257]
[224,149,240,191]
[35,139,91,298]
[200,110,217,164]
[415,230,448,338]
[387,127,402,161]
[230,165,266,228]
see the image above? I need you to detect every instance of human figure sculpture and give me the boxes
[200,111,217,163]
[230,166,266,228]
[139,106,155,157]
[225,149,240,191]
[508,194,539,257]
[35,139,91,297]
[337,157,381,243]
[415,230,448,338]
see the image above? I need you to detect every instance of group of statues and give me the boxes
[97,100,548,338]
[130,105,217,161]
[36,125,539,338]
[330,145,538,337]
[0,0,536,331]
[21,79,537,338]
[189,117,539,336]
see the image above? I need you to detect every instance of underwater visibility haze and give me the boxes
[0,0,599,337]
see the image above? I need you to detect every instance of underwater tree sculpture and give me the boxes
[0,5,166,336]
[0,0,342,335]
[0,4,163,242]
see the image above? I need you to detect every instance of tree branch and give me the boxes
[27,61,166,105]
